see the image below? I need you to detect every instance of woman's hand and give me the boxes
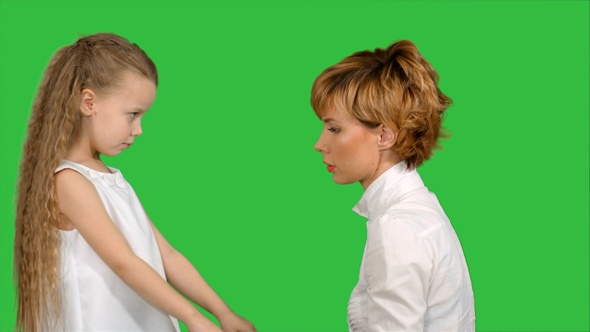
[218,311,257,332]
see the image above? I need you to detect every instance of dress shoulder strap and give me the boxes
[54,160,96,182]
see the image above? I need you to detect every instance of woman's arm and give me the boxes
[55,169,221,332]
[364,215,431,331]
[148,218,256,332]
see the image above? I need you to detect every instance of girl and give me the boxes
[311,40,475,331]
[14,33,256,332]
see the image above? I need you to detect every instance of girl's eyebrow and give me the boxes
[323,117,338,123]
[131,107,146,113]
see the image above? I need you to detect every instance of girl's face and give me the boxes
[81,71,156,157]
[314,107,397,189]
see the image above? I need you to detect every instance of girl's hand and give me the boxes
[186,318,223,332]
[218,311,257,332]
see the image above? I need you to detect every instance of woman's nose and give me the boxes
[314,134,325,152]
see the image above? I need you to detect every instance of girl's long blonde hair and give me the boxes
[14,33,158,331]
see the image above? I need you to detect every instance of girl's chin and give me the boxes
[101,151,123,157]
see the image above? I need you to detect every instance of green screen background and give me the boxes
[1,1,588,331]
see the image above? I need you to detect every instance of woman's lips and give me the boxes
[327,165,336,172]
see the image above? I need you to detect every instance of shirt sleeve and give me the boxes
[363,214,433,331]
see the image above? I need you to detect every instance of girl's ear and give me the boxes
[80,89,96,116]
[378,125,397,150]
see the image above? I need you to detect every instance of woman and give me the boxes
[311,40,475,331]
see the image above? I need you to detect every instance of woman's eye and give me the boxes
[130,113,138,119]
[328,127,340,133]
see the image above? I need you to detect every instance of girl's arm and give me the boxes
[148,218,256,332]
[55,169,221,332]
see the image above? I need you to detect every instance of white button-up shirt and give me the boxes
[348,162,475,332]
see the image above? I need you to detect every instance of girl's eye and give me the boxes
[328,127,340,133]
[130,113,138,119]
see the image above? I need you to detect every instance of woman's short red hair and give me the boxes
[311,40,452,169]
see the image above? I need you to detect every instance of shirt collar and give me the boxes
[352,162,426,220]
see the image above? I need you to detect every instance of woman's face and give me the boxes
[314,107,388,189]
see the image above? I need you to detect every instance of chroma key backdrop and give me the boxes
[1,0,588,331]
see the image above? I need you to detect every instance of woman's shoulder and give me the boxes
[370,195,449,240]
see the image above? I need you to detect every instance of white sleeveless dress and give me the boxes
[54,160,180,331]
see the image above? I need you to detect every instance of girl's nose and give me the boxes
[132,123,143,137]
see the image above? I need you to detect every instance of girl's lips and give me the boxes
[327,165,336,172]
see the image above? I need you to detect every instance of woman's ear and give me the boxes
[80,89,96,116]
[378,125,397,150]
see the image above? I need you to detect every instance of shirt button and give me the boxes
[104,176,114,186]
[115,177,126,188]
